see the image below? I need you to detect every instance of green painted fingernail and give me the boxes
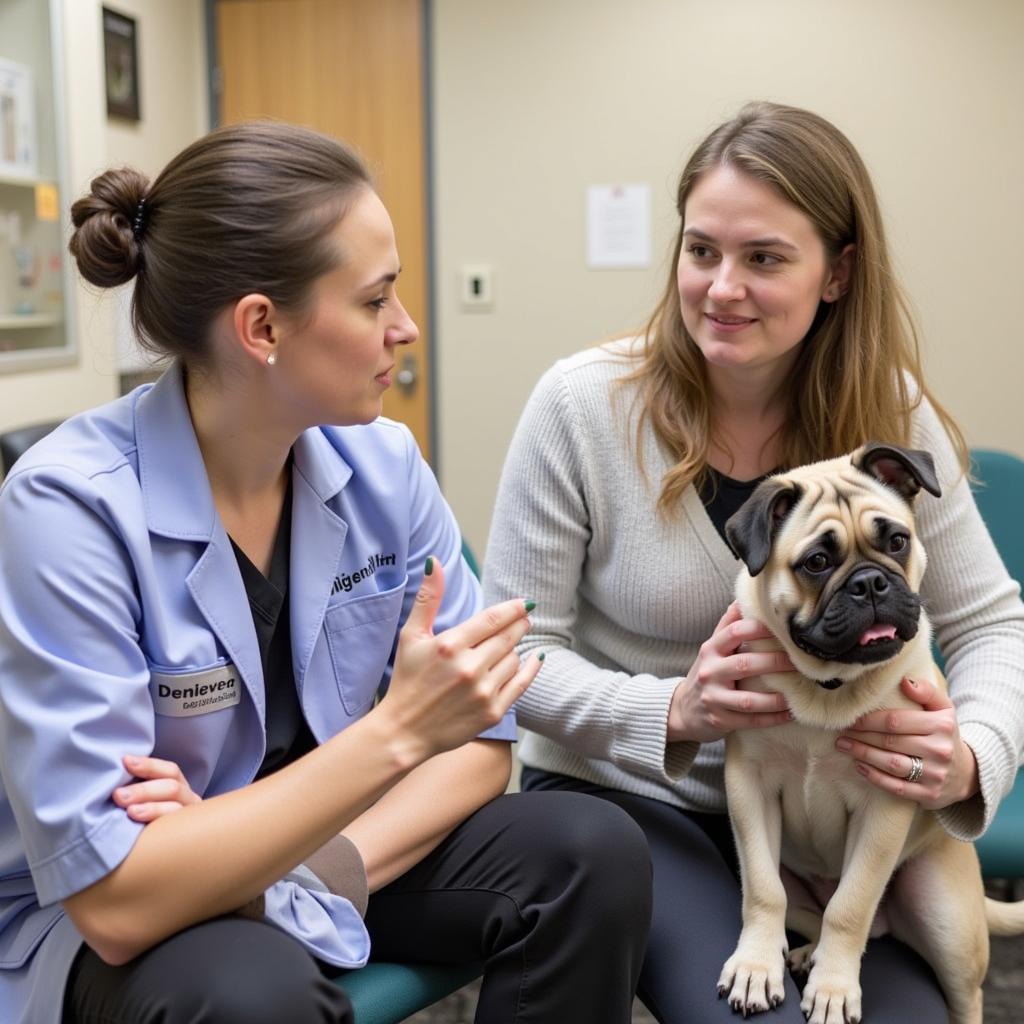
[524,600,536,613]
[537,652,546,662]
[424,556,434,576]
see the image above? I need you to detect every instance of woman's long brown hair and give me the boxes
[622,102,967,515]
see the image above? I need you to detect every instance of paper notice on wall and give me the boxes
[586,184,651,269]
[0,58,37,179]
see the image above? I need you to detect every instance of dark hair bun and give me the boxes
[69,167,150,287]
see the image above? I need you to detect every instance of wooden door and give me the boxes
[215,0,432,461]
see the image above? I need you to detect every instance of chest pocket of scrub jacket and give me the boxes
[324,576,407,716]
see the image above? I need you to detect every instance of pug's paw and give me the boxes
[800,961,862,1024]
[786,941,816,974]
[717,940,787,1015]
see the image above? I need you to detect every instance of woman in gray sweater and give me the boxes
[484,102,1024,1023]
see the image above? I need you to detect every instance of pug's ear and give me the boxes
[854,442,941,503]
[725,480,803,577]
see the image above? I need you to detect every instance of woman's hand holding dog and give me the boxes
[835,675,980,809]
[668,603,796,742]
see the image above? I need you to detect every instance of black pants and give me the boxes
[64,791,652,1023]
[63,915,353,1024]
[522,767,949,1024]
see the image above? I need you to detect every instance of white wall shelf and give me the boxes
[0,312,63,329]
[0,0,76,375]
[0,174,57,190]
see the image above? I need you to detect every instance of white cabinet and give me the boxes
[0,0,75,372]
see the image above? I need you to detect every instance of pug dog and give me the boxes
[717,442,1024,1024]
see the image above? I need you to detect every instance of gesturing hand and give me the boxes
[835,675,980,810]
[113,754,202,822]
[378,556,542,758]
[668,603,795,743]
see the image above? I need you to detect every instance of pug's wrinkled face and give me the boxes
[725,443,941,681]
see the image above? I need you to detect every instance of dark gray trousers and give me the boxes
[64,790,652,1024]
[522,767,949,1024]
[64,914,354,1024]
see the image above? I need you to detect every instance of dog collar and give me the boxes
[818,678,844,690]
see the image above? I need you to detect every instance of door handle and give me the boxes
[395,355,417,396]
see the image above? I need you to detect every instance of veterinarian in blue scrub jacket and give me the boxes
[0,122,652,1024]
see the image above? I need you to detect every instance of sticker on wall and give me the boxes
[586,184,651,269]
[35,183,58,221]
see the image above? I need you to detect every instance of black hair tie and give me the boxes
[131,197,149,243]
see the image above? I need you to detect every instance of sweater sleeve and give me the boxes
[912,400,1024,841]
[483,362,698,782]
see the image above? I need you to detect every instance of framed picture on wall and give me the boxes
[102,7,141,121]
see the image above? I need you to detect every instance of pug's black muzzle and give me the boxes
[789,562,921,665]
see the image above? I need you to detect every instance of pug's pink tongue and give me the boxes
[859,624,897,645]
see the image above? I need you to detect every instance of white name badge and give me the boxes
[150,664,241,717]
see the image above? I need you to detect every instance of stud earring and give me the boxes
[266,352,277,366]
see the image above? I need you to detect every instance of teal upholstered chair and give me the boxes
[460,536,482,580]
[931,449,1024,877]
[961,450,1024,879]
[334,961,481,1024]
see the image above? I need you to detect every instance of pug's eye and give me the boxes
[888,533,909,554]
[803,552,831,573]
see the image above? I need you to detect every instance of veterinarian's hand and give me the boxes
[378,556,541,759]
[112,754,202,822]
[836,675,980,809]
[668,603,796,743]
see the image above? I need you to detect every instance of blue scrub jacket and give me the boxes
[0,365,515,1023]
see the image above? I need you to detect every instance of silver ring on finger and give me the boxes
[904,755,924,784]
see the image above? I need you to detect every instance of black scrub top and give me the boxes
[229,476,318,779]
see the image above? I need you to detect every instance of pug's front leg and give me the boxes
[719,741,788,1015]
[801,798,916,1024]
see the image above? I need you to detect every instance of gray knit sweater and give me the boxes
[483,340,1024,842]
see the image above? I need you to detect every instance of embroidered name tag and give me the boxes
[150,664,241,717]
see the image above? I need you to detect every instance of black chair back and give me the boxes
[0,421,61,478]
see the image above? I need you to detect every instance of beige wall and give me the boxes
[103,0,209,373]
[3,0,1021,540]
[432,0,1024,557]
[0,0,207,432]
